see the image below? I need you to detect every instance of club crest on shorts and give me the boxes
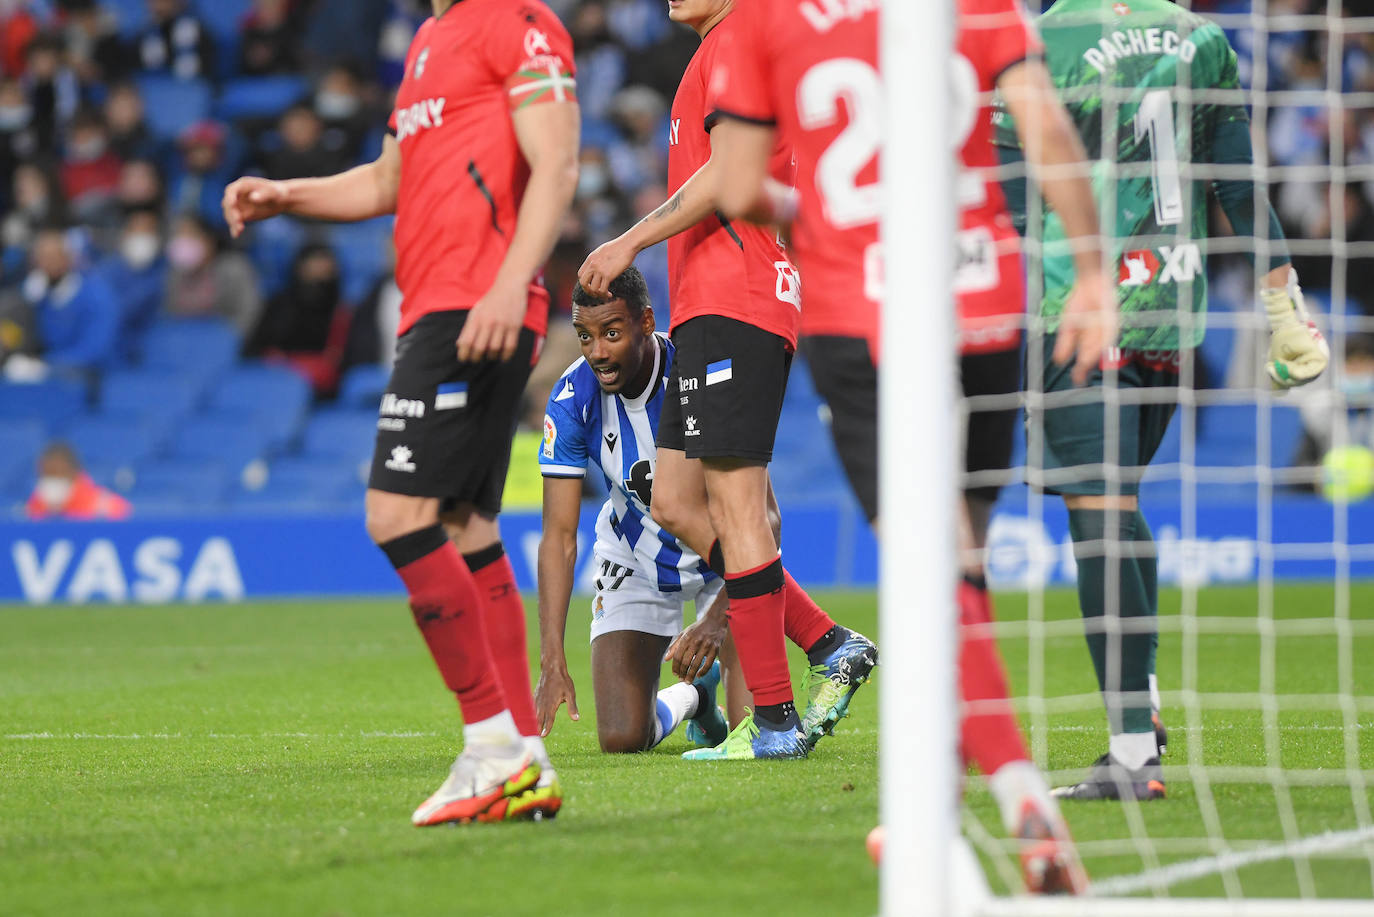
[385,445,416,473]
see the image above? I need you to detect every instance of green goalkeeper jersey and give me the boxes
[994,0,1250,351]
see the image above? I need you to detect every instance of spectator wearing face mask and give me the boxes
[60,107,123,223]
[99,208,165,361]
[23,224,121,376]
[239,0,302,76]
[135,0,214,81]
[26,442,131,521]
[164,213,262,336]
[247,243,350,395]
[313,63,371,160]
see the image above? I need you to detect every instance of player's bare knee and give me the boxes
[364,490,439,545]
[598,721,651,754]
[1064,494,1139,513]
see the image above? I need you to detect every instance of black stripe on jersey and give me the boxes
[991,53,1039,88]
[467,160,505,236]
[717,212,745,250]
[704,110,723,132]
[712,108,776,128]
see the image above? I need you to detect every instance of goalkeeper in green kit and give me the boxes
[996,0,1328,800]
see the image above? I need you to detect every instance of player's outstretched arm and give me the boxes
[457,101,580,363]
[578,130,727,299]
[535,475,585,737]
[999,60,1118,385]
[221,135,401,238]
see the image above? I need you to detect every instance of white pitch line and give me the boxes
[1091,825,1374,896]
[1045,722,1372,733]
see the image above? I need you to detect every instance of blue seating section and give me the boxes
[136,76,214,139]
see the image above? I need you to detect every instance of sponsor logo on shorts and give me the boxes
[705,359,732,386]
[377,417,406,432]
[542,415,557,459]
[435,382,468,411]
[685,415,700,437]
[385,445,416,473]
[380,393,425,419]
[679,376,698,393]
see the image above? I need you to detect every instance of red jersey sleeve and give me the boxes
[959,0,1042,87]
[707,4,775,126]
[486,2,577,112]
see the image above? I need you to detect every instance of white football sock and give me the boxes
[1148,673,1162,714]
[987,759,1057,834]
[462,710,521,748]
[1110,731,1157,770]
[648,682,700,749]
[524,735,553,771]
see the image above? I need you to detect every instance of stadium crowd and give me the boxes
[0,0,1370,516]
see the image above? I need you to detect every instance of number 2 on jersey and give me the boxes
[1134,88,1184,226]
[797,58,882,230]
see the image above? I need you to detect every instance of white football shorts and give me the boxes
[587,554,726,642]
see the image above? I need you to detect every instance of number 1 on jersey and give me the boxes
[1134,88,1183,226]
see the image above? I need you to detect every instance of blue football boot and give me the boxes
[800,629,879,749]
[681,711,808,760]
[684,661,729,747]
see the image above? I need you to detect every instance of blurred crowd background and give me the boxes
[0,0,1371,519]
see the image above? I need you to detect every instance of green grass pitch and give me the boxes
[2,583,1372,914]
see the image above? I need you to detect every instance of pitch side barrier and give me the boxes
[0,493,1368,604]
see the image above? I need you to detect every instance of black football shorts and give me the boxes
[657,315,793,463]
[367,309,538,515]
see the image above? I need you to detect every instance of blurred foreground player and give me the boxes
[578,0,876,761]
[995,0,1327,802]
[222,0,579,825]
[708,0,1114,892]
[534,267,738,754]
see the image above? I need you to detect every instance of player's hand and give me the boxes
[535,661,580,737]
[1262,279,1329,389]
[1054,268,1119,386]
[457,278,526,363]
[577,237,637,300]
[665,602,729,682]
[221,177,290,239]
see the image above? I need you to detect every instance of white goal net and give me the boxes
[883,0,1374,913]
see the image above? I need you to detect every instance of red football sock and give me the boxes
[725,557,793,707]
[958,577,1029,776]
[466,545,538,738]
[386,527,507,725]
[782,568,835,651]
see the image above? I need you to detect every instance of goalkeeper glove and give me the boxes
[1261,274,1329,389]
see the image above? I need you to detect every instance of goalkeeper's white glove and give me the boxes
[1261,273,1329,389]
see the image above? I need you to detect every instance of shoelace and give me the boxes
[725,712,760,752]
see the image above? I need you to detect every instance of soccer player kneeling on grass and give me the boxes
[534,267,742,754]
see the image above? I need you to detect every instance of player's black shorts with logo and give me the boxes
[803,336,1022,522]
[368,309,538,514]
[657,315,792,462]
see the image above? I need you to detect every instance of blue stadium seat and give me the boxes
[123,460,231,511]
[100,369,206,421]
[167,413,273,473]
[135,77,214,140]
[1153,402,1304,470]
[204,363,311,449]
[247,215,307,296]
[140,319,241,383]
[215,76,310,121]
[299,409,377,462]
[331,218,394,303]
[0,378,87,425]
[0,419,46,501]
[338,364,390,409]
[105,0,150,36]
[191,0,255,38]
[239,457,359,499]
[60,415,170,470]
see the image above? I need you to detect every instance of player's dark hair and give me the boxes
[39,441,81,469]
[571,265,651,318]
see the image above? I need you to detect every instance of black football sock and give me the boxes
[804,625,845,666]
[753,700,799,730]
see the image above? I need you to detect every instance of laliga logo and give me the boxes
[524,27,552,57]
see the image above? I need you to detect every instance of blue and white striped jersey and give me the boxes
[539,333,715,593]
